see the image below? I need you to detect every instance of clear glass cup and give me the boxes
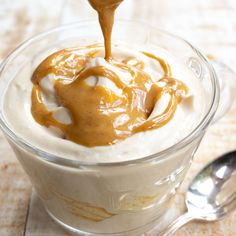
[0,21,234,235]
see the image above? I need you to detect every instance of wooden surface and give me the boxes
[0,0,236,235]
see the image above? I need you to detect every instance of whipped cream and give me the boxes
[3,45,205,163]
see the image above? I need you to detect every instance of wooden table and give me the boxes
[0,0,236,235]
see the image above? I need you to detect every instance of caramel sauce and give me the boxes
[31,0,189,147]
[53,190,115,222]
[88,0,123,61]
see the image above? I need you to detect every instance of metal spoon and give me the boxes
[162,150,236,236]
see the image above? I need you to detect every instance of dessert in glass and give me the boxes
[0,0,235,235]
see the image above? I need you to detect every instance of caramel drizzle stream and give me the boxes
[88,0,123,61]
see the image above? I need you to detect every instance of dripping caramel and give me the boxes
[88,0,123,61]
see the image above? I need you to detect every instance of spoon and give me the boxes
[162,150,236,236]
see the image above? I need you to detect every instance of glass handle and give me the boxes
[160,212,195,236]
[211,60,236,123]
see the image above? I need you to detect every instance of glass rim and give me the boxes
[0,20,219,167]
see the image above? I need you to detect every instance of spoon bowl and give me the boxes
[187,151,236,220]
[162,150,236,235]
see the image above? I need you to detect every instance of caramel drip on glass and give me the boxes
[31,0,189,147]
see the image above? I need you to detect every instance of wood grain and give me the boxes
[0,146,31,236]
[0,0,236,235]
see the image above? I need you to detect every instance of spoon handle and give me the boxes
[161,211,195,236]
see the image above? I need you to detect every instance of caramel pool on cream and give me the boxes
[31,46,188,147]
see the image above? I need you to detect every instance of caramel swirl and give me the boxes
[31,0,188,147]
[31,46,188,147]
